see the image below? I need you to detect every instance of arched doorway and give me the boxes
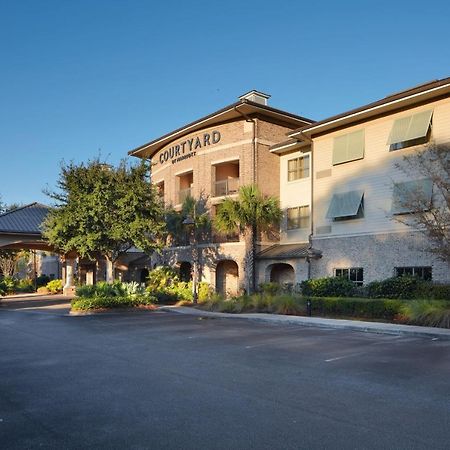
[179,261,192,282]
[269,263,295,285]
[215,260,239,296]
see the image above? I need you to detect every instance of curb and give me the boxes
[159,306,450,340]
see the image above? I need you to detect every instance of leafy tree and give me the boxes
[394,143,450,264]
[165,194,211,246]
[214,185,282,293]
[43,158,166,282]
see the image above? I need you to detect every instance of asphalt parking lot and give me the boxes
[0,304,449,449]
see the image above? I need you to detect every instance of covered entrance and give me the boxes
[215,260,239,296]
[269,263,295,284]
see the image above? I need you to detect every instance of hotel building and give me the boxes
[130,79,450,291]
[129,91,313,294]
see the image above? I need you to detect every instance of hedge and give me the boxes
[71,295,156,311]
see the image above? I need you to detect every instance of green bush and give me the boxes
[75,281,125,298]
[301,277,355,298]
[36,275,51,288]
[310,297,403,320]
[259,282,282,296]
[71,295,157,311]
[414,283,450,300]
[16,279,35,293]
[75,284,97,298]
[122,281,146,297]
[401,301,450,328]
[366,276,424,299]
[146,266,179,290]
[2,276,16,294]
[46,279,63,294]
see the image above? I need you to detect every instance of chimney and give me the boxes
[239,90,271,106]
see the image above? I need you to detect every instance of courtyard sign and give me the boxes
[159,131,221,165]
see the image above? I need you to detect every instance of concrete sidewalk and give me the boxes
[160,305,450,340]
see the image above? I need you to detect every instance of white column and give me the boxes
[63,258,76,295]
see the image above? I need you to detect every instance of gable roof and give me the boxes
[128,98,314,160]
[0,203,50,235]
[288,77,450,139]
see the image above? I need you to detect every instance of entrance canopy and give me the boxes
[0,203,53,251]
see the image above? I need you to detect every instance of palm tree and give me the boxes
[214,185,282,294]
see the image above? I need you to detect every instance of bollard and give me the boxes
[306,298,312,317]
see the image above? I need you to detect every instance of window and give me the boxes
[287,205,310,230]
[387,110,432,150]
[332,129,365,165]
[395,266,432,281]
[391,178,432,215]
[287,155,310,181]
[335,268,364,286]
[326,190,364,221]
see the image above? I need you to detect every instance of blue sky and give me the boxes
[1,0,449,205]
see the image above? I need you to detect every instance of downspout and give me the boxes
[297,130,314,280]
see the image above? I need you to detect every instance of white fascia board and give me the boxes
[290,83,450,138]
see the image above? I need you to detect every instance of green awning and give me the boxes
[387,110,433,145]
[326,190,364,219]
[332,129,365,165]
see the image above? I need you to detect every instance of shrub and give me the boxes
[271,295,305,315]
[414,283,450,300]
[310,297,403,320]
[301,277,355,298]
[76,281,125,298]
[259,282,282,296]
[75,284,97,298]
[71,295,157,311]
[46,279,63,294]
[401,301,450,328]
[37,286,49,294]
[146,266,179,290]
[122,281,146,298]
[36,275,51,288]
[16,279,35,293]
[1,277,16,294]
[366,276,424,299]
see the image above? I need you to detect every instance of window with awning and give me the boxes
[387,110,433,150]
[332,129,365,165]
[391,178,433,214]
[326,190,364,220]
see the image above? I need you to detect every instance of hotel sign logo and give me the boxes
[159,131,221,165]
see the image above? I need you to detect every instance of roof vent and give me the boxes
[239,90,271,106]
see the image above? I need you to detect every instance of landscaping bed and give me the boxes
[183,294,450,329]
[71,281,157,312]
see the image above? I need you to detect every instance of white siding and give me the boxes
[312,97,450,238]
[279,150,311,243]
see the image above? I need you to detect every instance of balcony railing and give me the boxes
[178,187,192,204]
[213,177,239,197]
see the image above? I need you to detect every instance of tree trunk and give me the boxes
[243,225,256,294]
[105,257,114,283]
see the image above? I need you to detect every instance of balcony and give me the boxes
[178,187,192,204]
[213,177,240,197]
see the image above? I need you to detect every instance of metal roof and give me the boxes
[257,243,322,260]
[0,203,50,235]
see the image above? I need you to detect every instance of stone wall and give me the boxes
[311,231,449,283]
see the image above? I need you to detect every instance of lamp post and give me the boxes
[182,203,198,304]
